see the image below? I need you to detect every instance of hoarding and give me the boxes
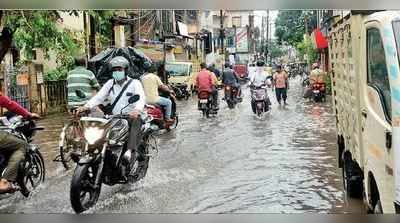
[236,27,248,53]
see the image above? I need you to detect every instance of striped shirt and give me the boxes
[67,66,100,108]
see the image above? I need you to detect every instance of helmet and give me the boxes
[110,56,129,69]
[256,60,264,67]
[312,63,319,69]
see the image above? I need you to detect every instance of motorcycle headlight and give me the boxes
[84,127,105,145]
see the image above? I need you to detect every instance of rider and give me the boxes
[250,60,271,113]
[309,62,326,86]
[195,63,219,110]
[141,64,175,125]
[76,56,146,165]
[304,62,326,99]
[67,56,100,112]
[0,93,40,193]
[221,62,241,99]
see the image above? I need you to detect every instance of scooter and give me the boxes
[312,83,326,102]
[250,85,271,117]
[224,85,241,109]
[146,92,178,131]
[198,91,217,118]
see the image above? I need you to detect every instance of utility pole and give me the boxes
[172,10,176,34]
[220,10,224,55]
[138,10,141,40]
[261,16,264,57]
[266,10,269,63]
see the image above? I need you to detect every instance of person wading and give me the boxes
[273,64,289,106]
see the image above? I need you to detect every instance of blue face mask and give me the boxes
[112,71,125,81]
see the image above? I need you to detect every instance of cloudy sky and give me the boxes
[253,10,278,39]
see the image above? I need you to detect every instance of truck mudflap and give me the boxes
[393,127,400,211]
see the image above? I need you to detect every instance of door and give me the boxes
[361,21,394,212]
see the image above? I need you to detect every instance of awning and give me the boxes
[312,28,328,49]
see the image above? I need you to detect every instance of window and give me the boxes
[232,16,241,27]
[367,28,391,121]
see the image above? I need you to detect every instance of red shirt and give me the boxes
[196,69,213,92]
[0,95,31,118]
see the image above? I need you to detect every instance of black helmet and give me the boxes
[256,60,264,67]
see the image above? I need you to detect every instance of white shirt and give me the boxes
[85,77,146,115]
[250,67,268,87]
[248,66,257,81]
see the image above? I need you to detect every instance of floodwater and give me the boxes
[0,78,364,213]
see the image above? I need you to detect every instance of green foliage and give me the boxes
[274,10,305,46]
[267,40,285,59]
[3,10,83,80]
[88,10,115,49]
[296,35,318,63]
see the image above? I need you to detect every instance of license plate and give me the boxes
[199,99,208,103]
[313,90,320,93]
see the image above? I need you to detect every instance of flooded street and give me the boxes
[0,78,364,213]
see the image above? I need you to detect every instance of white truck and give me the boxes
[329,11,400,213]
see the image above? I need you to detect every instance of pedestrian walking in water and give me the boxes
[273,64,289,106]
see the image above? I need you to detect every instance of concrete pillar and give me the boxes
[114,11,127,48]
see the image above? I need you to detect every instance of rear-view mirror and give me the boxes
[128,95,140,104]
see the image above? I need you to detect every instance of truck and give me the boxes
[329,11,400,213]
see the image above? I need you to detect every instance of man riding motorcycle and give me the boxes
[76,56,146,170]
[221,62,242,99]
[195,63,219,110]
[141,64,175,127]
[250,61,271,113]
[0,93,40,194]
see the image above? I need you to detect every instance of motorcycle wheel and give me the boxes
[18,150,46,197]
[70,164,101,213]
[227,100,235,109]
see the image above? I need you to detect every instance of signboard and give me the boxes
[36,72,44,84]
[177,22,189,37]
[236,27,248,53]
[17,73,29,86]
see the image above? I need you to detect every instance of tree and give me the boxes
[296,35,318,63]
[266,40,285,59]
[274,10,306,46]
[274,10,319,47]
[0,10,83,80]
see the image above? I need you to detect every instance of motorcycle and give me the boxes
[70,95,156,213]
[198,91,217,118]
[312,83,326,102]
[0,114,45,197]
[146,92,179,131]
[170,83,190,100]
[223,85,241,109]
[250,85,270,117]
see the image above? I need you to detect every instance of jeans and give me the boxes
[275,88,287,103]
[127,117,143,157]
[156,97,172,119]
[211,86,219,107]
[0,131,26,182]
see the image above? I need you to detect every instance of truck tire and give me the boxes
[342,157,363,198]
[373,200,383,214]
